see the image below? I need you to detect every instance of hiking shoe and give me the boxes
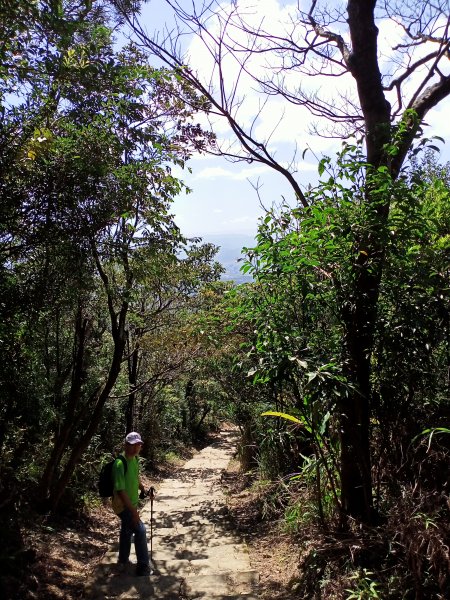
[136,564,153,577]
[116,560,133,574]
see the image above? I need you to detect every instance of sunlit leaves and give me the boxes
[261,411,312,433]
[0,0,217,500]
[227,143,449,515]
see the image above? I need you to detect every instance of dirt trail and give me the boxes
[84,429,260,599]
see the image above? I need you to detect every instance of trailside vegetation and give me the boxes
[0,6,222,592]
[122,0,450,525]
[225,148,450,598]
[0,2,449,599]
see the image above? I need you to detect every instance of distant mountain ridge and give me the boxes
[198,233,256,283]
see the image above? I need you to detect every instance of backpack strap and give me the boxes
[116,454,128,475]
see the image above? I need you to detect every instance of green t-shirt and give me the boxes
[111,455,139,514]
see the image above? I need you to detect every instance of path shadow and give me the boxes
[84,427,254,600]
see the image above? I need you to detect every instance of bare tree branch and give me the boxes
[116,0,450,189]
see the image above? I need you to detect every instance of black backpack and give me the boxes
[98,455,127,498]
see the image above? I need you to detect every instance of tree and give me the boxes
[122,240,223,434]
[119,0,450,521]
[229,145,449,524]
[0,1,216,510]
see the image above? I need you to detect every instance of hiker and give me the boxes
[112,431,152,576]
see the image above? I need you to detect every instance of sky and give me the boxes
[132,0,450,239]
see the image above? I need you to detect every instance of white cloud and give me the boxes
[167,0,450,237]
[186,1,449,161]
[424,105,450,161]
[297,160,320,173]
[194,166,232,179]
[229,217,253,224]
[185,0,358,162]
[225,215,259,225]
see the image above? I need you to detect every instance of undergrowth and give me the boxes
[238,436,450,600]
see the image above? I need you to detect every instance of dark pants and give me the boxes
[118,508,149,567]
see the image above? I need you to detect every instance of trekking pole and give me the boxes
[149,486,155,565]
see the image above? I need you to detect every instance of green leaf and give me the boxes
[288,356,308,369]
[318,158,327,176]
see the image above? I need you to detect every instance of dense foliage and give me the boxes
[219,148,450,597]
[0,0,220,515]
[0,2,449,599]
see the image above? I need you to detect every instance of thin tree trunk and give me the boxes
[194,405,211,436]
[185,379,195,437]
[126,337,139,433]
[39,309,88,501]
[48,309,127,510]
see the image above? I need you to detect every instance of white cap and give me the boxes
[125,431,143,445]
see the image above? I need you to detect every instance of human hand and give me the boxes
[139,486,156,500]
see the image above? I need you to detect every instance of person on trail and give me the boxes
[112,431,152,576]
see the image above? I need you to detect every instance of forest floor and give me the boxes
[9,430,301,600]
